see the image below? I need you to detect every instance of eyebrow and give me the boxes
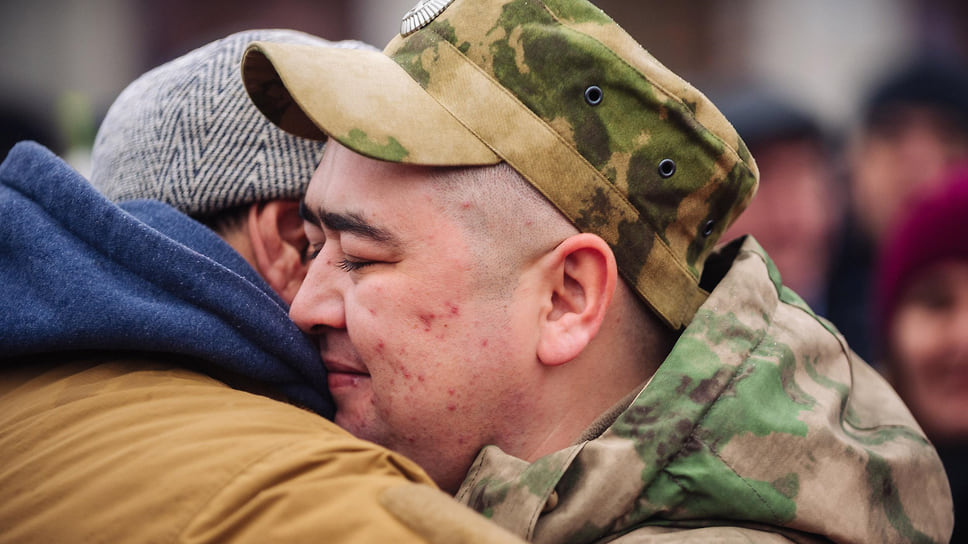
[298,200,319,226]
[298,200,397,245]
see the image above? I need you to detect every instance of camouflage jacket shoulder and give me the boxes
[457,235,953,544]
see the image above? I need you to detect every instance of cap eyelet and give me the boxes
[584,86,603,106]
[702,220,716,237]
[658,158,676,178]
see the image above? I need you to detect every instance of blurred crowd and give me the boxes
[720,54,968,360]
[718,54,968,541]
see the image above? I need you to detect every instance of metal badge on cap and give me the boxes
[401,0,455,36]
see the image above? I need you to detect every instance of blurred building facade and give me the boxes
[2,0,966,164]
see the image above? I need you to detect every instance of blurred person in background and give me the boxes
[718,89,843,315]
[826,55,968,362]
[875,166,968,544]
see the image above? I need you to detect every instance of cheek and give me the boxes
[891,310,944,375]
[352,282,469,377]
[348,261,523,398]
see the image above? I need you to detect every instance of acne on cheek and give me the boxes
[405,375,429,394]
[385,350,417,383]
[446,388,461,413]
[417,313,435,332]
[414,303,462,333]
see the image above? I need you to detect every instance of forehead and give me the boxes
[906,260,968,290]
[306,143,436,208]
[304,143,471,243]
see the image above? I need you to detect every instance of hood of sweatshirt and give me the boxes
[0,141,332,416]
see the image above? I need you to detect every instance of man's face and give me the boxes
[291,143,542,492]
[721,138,840,304]
[852,106,968,243]
[890,260,968,444]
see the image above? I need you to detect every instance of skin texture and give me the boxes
[290,142,660,494]
[888,260,968,444]
[292,143,558,493]
[218,200,309,305]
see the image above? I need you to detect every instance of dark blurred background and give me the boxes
[3,0,967,172]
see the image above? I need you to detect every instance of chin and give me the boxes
[333,408,377,441]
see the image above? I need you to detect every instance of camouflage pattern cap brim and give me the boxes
[242,0,759,330]
[242,42,499,165]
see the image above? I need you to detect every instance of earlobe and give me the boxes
[247,200,309,305]
[536,233,617,366]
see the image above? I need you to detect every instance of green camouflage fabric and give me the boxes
[241,0,758,330]
[456,236,953,543]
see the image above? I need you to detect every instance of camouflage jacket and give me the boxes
[457,236,953,543]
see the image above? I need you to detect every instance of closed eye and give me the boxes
[337,258,377,272]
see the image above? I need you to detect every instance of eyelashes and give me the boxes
[302,239,379,272]
[337,258,376,272]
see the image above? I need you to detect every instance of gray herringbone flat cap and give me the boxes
[90,29,373,217]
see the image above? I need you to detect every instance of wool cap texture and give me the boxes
[90,29,373,217]
[875,166,968,345]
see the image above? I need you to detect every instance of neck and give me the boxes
[517,287,674,461]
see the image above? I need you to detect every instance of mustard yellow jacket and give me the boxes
[0,356,522,543]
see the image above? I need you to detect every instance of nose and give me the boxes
[290,251,347,333]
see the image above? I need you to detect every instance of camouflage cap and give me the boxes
[241,0,759,329]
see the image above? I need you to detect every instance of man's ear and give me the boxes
[246,200,308,305]
[536,233,617,366]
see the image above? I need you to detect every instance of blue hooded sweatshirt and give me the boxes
[0,141,333,417]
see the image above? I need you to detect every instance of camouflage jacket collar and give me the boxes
[457,236,953,544]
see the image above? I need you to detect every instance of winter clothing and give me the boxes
[1,141,331,415]
[874,166,968,344]
[457,236,954,544]
[0,357,521,543]
[89,29,369,217]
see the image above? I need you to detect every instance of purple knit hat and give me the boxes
[875,165,968,352]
